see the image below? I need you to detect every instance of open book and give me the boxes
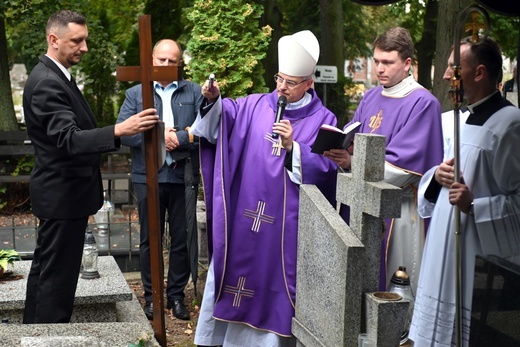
[311,121,362,154]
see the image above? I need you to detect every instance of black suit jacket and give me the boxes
[23,55,121,219]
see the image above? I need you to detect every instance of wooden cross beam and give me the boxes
[116,15,180,347]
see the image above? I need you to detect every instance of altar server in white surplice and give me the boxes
[410,36,520,346]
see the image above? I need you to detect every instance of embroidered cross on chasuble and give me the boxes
[264,133,284,156]
[244,200,275,232]
[224,276,255,307]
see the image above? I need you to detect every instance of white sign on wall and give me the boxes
[314,65,338,83]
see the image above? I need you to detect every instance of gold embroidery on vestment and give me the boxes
[369,110,383,133]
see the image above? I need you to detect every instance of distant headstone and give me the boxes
[10,63,27,90]
[293,134,402,347]
[197,200,208,263]
[505,92,518,107]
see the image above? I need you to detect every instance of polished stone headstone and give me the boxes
[470,255,520,346]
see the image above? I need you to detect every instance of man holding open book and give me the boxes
[324,27,443,294]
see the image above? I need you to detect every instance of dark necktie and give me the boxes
[70,76,78,89]
[69,76,85,100]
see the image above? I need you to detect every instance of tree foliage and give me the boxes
[2,0,143,128]
[0,11,17,130]
[2,0,520,128]
[185,0,272,98]
[489,13,519,60]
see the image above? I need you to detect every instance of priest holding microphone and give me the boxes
[192,30,338,347]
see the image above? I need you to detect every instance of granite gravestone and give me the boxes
[10,63,27,122]
[10,63,27,90]
[293,134,404,347]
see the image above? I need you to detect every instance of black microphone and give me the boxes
[272,95,287,138]
[208,73,215,92]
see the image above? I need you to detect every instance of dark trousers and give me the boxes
[135,182,191,303]
[23,217,88,323]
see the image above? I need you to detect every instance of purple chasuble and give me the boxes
[345,85,443,288]
[200,89,337,336]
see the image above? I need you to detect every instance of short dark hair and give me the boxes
[46,10,86,35]
[373,27,414,62]
[462,36,502,86]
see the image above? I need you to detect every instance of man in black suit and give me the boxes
[22,10,159,324]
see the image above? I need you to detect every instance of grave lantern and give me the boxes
[94,192,114,233]
[81,229,100,279]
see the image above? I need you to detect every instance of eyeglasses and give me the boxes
[274,74,309,89]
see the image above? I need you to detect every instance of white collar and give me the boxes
[154,81,178,90]
[466,91,499,113]
[286,92,311,110]
[381,75,423,98]
[45,54,72,81]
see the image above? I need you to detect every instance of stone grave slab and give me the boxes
[293,184,364,347]
[0,256,155,346]
[1,256,133,322]
[293,134,403,347]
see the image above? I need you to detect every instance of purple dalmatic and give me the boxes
[344,84,443,291]
[200,89,337,336]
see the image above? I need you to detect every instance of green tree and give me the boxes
[255,0,283,91]
[0,8,17,131]
[0,0,50,131]
[123,0,183,69]
[434,0,479,111]
[78,1,142,126]
[185,0,272,98]
[488,12,519,61]
[386,0,438,90]
[1,0,143,129]
[277,0,376,124]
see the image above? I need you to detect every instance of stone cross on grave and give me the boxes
[116,15,181,347]
[292,134,402,347]
[339,134,402,294]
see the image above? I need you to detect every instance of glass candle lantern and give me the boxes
[94,194,114,233]
[81,229,100,279]
[387,266,415,345]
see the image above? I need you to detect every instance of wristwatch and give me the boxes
[469,202,475,216]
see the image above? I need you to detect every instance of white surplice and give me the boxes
[410,97,520,346]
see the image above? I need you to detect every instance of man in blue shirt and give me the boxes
[117,39,203,320]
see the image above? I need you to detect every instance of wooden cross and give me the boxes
[116,15,181,347]
[337,134,402,294]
